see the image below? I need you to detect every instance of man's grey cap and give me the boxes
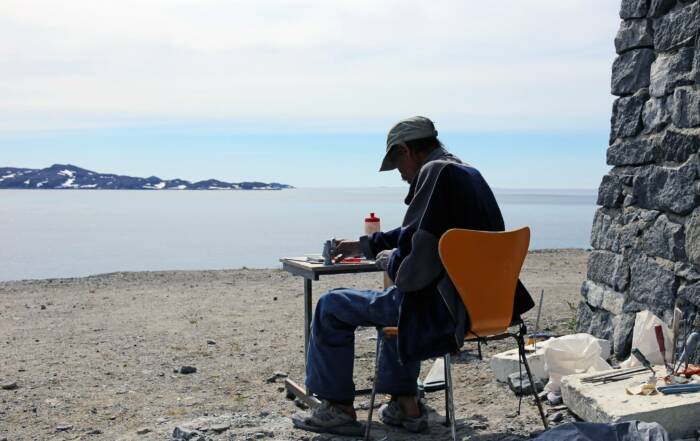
[380,116,438,171]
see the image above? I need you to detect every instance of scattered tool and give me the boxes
[674,331,700,375]
[654,325,671,375]
[322,239,337,265]
[658,384,700,395]
[671,305,683,367]
[582,367,649,384]
[632,348,657,379]
[527,290,545,347]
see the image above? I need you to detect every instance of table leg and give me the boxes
[304,277,313,364]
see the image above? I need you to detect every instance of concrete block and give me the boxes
[561,367,700,439]
[489,338,612,383]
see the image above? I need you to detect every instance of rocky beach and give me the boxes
[0,249,588,441]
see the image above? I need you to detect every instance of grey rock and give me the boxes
[173,426,199,440]
[508,372,544,396]
[575,300,594,333]
[136,427,151,435]
[620,0,649,18]
[211,423,231,433]
[678,282,700,307]
[1,381,17,390]
[641,214,686,260]
[672,86,700,128]
[265,371,288,383]
[179,366,197,375]
[607,137,657,165]
[615,19,654,54]
[206,339,216,345]
[648,0,676,18]
[613,313,636,358]
[625,256,678,314]
[589,308,615,341]
[56,424,73,432]
[642,96,672,133]
[591,207,660,253]
[654,1,700,51]
[633,164,697,214]
[675,261,700,281]
[686,209,700,266]
[658,129,700,162]
[649,47,694,97]
[581,280,626,315]
[612,49,655,96]
[610,89,649,142]
[587,251,630,291]
[597,175,625,208]
[550,411,565,423]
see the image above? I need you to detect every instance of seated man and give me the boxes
[292,116,534,436]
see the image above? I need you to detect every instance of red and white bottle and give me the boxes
[364,213,381,235]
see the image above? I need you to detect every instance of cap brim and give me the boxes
[379,146,397,172]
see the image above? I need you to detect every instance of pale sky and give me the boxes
[0,0,621,188]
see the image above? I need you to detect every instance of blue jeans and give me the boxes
[305,287,421,403]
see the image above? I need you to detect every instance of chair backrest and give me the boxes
[438,227,530,337]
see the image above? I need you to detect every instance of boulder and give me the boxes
[633,163,697,214]
[612,313,636,358]
[686,209,700,267]
[607,137,657,165]
[610,89,649,142]
[642,96,672,133]
[575,300,594,333]
[615,19,654,54]
[641,214,686,261]
[658,129,700,162]
[678,282,700,308]
[582,280,626,315]
[597,175,626,208]
[649,47,694,97]
[625,256,677,314]
[620,0,649,18]
[648,0,676,18]
[653,1,700,51]
[612,49,655,96]
[587,251,630,291]
[588,309,615,341]
[672,86,700,128]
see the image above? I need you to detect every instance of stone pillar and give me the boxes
[577,0,700,359]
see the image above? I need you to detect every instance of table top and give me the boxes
[280,257,383,280]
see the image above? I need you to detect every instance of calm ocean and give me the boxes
[0,188,596,282]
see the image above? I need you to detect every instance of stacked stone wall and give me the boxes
[577,0,700,359]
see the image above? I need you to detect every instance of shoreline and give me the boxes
[0,248,589,285]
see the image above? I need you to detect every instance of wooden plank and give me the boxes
[285,378,321,409]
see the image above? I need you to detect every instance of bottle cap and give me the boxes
[365,212,380,223]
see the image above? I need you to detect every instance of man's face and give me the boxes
[391,145,423,183]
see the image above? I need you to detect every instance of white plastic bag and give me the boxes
[543,333,612,393]
[619,310,673,369]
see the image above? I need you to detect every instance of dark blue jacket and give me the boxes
[361,150,534,363]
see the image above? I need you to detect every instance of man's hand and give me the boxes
[332,239,362,262]
[375,249,394,271]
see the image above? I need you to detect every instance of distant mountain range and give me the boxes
[0,164,293,190]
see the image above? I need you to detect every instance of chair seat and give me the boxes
[382,327,510,341]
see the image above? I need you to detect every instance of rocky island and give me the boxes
[0,164,293,190]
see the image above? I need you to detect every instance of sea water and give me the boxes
[0,188,595,281]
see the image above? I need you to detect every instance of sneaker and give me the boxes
[291,400,365,436]
[379,400,429,433]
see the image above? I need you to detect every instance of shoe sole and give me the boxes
[291,414,366,437]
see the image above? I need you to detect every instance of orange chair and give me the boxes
[364,227,547,441]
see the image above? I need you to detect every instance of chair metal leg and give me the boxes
[516,333,548,430]
[444,353,457,441]
[364,334,384,441]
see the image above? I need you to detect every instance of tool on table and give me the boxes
[582,367,650,384]
[654,325,671,375]
[658,384,700,395]
[632,348,657,379]
[322,239,337,265]
[673,331,700,375]
[527,290,545,348]
[671,304,683,368]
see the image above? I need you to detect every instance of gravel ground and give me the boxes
[0,249,588,441]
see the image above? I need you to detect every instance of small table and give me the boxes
[280,257,384,406]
